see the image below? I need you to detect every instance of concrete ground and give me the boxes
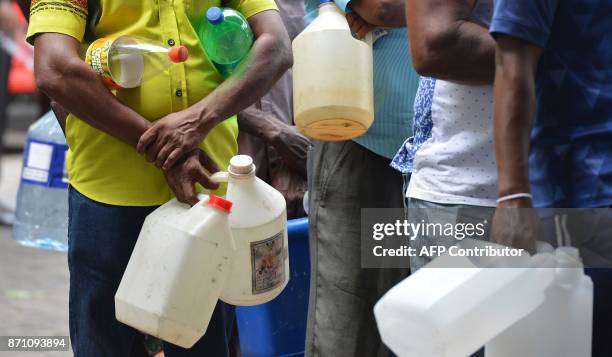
[1,107,71,356]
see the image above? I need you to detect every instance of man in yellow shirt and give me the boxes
[26,0,291,355]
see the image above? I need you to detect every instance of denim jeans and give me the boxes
[68,187,234,356]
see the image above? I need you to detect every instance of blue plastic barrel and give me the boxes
[236,217,310,357]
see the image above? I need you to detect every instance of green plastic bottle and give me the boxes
[198,7,254,77]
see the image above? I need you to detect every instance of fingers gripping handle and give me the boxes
[196,172,230,205]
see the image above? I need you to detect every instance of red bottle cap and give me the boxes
[168,46,189,63]
[208,195,232,214]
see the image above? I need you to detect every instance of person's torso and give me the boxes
[68,0,245,206]
[408,0,497,206]
[530,0,612,208]
[353,28,420,159]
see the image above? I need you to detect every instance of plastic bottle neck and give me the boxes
[554,247,584,287]
[228,168,256,181]
[319,2,340,14]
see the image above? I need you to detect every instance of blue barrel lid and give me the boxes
[207,7,224,25]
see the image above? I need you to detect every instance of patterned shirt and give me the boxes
[490,0,612,208]
[391,0,497,207]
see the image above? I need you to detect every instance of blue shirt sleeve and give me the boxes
[489,0,559,48]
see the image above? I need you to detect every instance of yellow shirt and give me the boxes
[26,0,278,206]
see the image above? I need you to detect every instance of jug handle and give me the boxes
[210,171,229,184]
[193,172,230,207]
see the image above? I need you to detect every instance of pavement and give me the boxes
[1,116,71,356]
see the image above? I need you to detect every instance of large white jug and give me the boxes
[217,155,289,306]
[374,240,556,357]
[115,194,236,348]
[292,0,374,141]
[485,247,593,357]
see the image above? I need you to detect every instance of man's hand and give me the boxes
[137,108,210,170]
[163,150,220,206]
[237,105,310,177]
[270,124,311,178]
[139,9,292,172]
[349,0,406,28]
[346,12,376,39]
[491,198,539,254]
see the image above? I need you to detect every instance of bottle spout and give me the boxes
[168,46,189,63]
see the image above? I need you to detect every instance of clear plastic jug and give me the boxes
[85,36,188,89]
[292,0,374,141]
[115,194,236,348]
[485,247,593,357]
[216,155,289,306]
[13,111,69,251]
[374,239,557,357]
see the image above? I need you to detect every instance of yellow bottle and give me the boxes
[292,0,374,141]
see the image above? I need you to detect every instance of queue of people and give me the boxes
[19,0,612,355]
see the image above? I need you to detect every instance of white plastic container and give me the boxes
[292,0,374,141]
[217,155,289,306]
[115,194,236,348]
[486,247,593,357]
[374,240,556,357]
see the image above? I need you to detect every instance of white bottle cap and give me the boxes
[229,155,255,175]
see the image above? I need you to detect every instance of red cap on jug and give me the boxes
[169,46,189,63]
[208,195,233,214]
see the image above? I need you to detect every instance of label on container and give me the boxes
[21,138,69,189]
[250,231,286,294]
[85,38,122,90]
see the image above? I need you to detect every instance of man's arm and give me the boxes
[34,33,220,204]
[493,35,543,203]
[350,0,406,28]
[489,35,544,253]
[406,0,494,83]
[34,34,151,147]
[237,106,310,177]
[138,10,293,170]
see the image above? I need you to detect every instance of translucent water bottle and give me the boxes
[85,36,189,89]
[13,111,69,251]
[197,7,254,77]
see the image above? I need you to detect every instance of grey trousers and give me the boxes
[305,141,410,357]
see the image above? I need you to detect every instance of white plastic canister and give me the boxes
[485,247,593,357]
[115,194,236,348]
[374,240,556,357]
[292,0,374,141]
[217,155,289,306]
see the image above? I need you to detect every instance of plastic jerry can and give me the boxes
[216,155,289,306]
[485,247,593,357]
[374,239,556,357]
[292,0,374,141]
[115,194,235,349]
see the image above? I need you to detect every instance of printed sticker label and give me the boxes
[21,138,69,189]
[251,231,286,294]
[85,37,123,90]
